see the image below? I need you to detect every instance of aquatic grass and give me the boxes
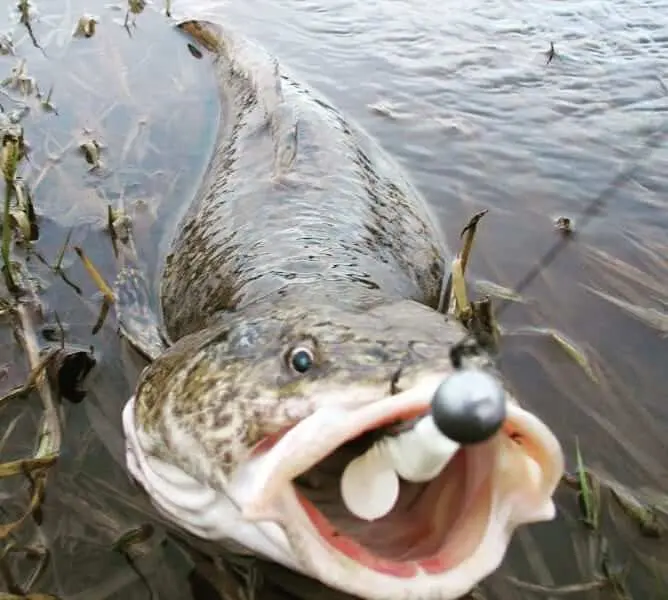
[1,128,21,292]
[34,228,83,295]
[574,437,600,530]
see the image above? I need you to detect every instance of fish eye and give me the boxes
[288,346,314,374]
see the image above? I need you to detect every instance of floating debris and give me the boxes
[45,343,97,403]
[40,314,67,344]
[36,84,58,115]
[74,15,98,39]
[78,137,103,170]
[187,43,203,59]
[111,523,155,552]
[11,177,39,242]
[128,0,147,13]
[107,205,132,247]
[554,215,574,236]
[1,59,36,97]
[124,0,147,30]
[545,41,556,64]
[368,101,402,120]
[0,33,14,56]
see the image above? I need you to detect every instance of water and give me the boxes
[0,0,667,598]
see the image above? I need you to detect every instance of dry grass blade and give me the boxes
[549,330,599,383]
[16,305,62,456]
[8,208,31,241]
[474,279,528,304]
[12,179,38,241]
[458,209,488,273]
[92,298,112,335]
[1,543,51,594]
[0,470,48,539]
[584,285,668,336]
[0,455,57,477]
[0,306,64,539]
[2,184,16,291]
[583,244,668,303]
[439,210,489,318]
[609,483,665,538]
[73,245,115,302]
[503,325,599,382]
[0,347,58,406]
[0,594,59,599]
[451,256,470,320]
[1,132,22,292]
[36,229,83,295]
[111,524,155,552]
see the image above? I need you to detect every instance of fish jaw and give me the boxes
[123,374,564,600]
[123,396,300,570]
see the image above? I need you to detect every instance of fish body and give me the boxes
[120,19,564,600]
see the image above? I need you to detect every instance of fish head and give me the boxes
[123,297,564,600]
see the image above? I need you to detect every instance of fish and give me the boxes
[115,18,565,600]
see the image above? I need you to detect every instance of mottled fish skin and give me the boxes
[132,20,479,493]
[160,22,447,339]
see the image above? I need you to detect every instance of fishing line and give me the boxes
[447,93,668,363]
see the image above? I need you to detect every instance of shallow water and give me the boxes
[0,0,667,598]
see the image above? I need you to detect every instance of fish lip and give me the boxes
[238,375,564,524]
[234,392,565,600]
[237,373,447,520]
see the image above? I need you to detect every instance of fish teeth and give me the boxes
[340,416,460,521]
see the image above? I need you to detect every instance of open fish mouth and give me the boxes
[123,373,564,600]
[231,374,563,599]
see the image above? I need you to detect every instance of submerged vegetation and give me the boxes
[0,0,666,599]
